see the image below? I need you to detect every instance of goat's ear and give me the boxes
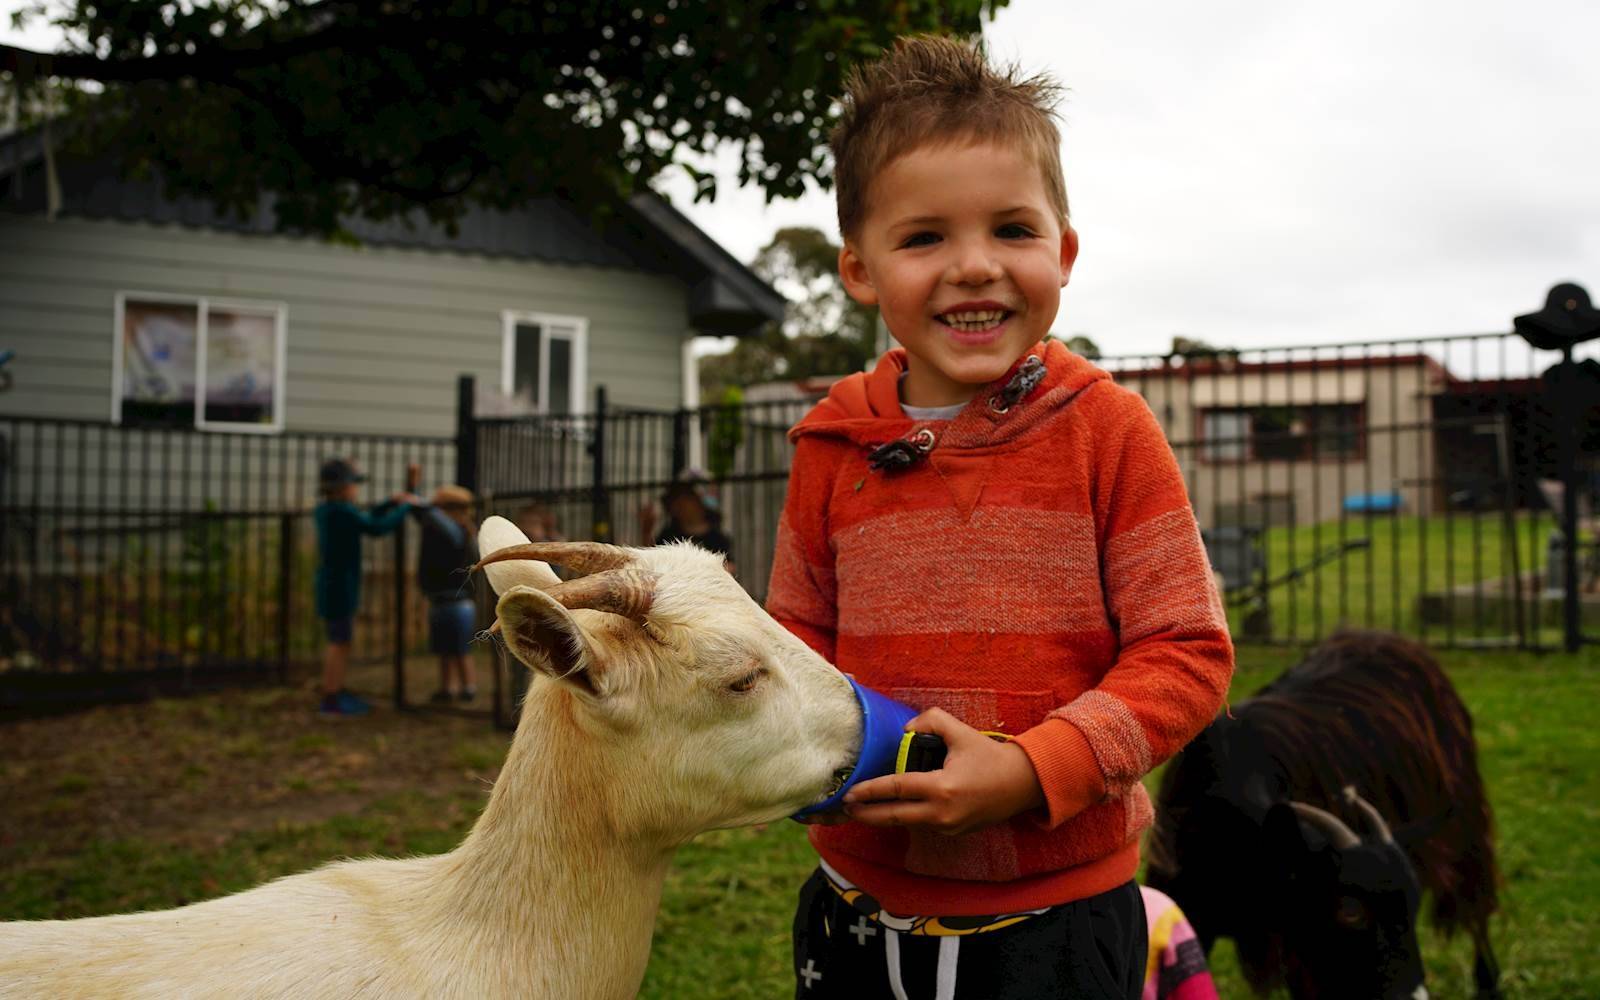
[496,585,605,698]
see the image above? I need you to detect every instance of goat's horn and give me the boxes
[474,541,636,577]
[1288,801,1361,850]
[546,568,659,623]
[1342,785,1395,844]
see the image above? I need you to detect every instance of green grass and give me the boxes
[1232,513,1566,646]
[2,646,1595,997]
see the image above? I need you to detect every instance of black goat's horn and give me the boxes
[474,541,637,577]
[1343,786,1395,844]
[1288,801,1361,850]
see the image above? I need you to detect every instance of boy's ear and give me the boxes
[1059,223,1080,288]
[838,243,879,307]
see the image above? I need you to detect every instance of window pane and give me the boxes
[1204,411,1248,461]
[122,300,198,426]
[548,335,572,414]
[1313,404,1362,457]
[204,309,277,425]
[1250,406,1307,461]
[514,324,542,406]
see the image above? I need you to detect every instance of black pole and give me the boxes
[591,385,610,542]
[278,513,294,685]
[393,524,408,709]
[1558,347,1582,653]
[672,407,689,480]
[455,374,477,492]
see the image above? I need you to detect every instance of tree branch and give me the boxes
[0,7,366,85]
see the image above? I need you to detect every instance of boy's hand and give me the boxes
[842,708,1045,837]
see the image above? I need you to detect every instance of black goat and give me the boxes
[1145,630,1501,999]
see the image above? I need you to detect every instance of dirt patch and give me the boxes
[0,657,512,860]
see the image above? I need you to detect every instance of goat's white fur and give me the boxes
[0,516,861,999]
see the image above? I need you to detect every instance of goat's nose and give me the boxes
[1411,986,1429,1000]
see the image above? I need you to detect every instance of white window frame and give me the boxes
[112,291,288,434]
[500,311,589,415]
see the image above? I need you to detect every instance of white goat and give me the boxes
[0,517,861,999]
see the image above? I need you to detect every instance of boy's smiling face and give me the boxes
[839,139,1078,408]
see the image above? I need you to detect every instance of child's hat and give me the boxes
[319,457,366,486]
[431,484,475,508]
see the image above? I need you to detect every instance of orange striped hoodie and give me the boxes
[768,339,1233,916]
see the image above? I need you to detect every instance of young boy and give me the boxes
[313,457,416,717]
[410,481,480,703]
[767,36,1234,998]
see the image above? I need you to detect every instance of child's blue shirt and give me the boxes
[313,498,409,620]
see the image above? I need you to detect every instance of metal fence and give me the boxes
[0,417,455,714]
[1100,330,1599,652]
[3,330,1595,717]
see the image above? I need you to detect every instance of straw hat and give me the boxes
[430,484,475,508]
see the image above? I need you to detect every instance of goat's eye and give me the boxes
[728,668,763,693]
[1334,897,1369,929]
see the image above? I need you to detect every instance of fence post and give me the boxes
[1557,348,1582,653]
[455,374,477,491]
[591,385,610,542]
[278,513,294,685]
[672,407,689,479]
[394,524,408,709]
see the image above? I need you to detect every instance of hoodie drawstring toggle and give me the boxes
[989,355,1046,414]
[867,427,937,474]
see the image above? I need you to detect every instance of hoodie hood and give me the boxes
[790,339,1111,453]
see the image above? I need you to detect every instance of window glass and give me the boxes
[122,301,199,427]
[203,308,277,425]
[1250,406,1307,461]
[514,323,543,406]
[548,335,572,415]
[1203,410,1249,461]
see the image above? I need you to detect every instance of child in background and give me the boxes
[766,37,1233,998]
[313,457,416,718]
[638,469,736,574]
[408,471,480,703]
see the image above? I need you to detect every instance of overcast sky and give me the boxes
[656,0,1600,357]
[7,2,1598,358]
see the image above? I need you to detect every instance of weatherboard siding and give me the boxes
[0,215,693,435]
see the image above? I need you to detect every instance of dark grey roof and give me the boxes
[0,127,782,335]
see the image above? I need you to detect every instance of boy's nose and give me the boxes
[945,243,1003,286]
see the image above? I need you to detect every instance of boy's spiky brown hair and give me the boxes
[830,35,1068,239]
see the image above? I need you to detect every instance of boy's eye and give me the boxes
[898,232,940,249]
[996,223,1036,239]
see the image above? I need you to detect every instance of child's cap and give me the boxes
[430,484,475,508]
[319,458,366,487]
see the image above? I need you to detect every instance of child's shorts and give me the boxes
[793,868,1146,999]
[323,617,353,644]
[428,598,477,656]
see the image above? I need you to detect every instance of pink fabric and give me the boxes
[1140,885,1218,1000]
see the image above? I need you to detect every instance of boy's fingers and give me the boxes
[906,706,983,749]
[844,770,937,804]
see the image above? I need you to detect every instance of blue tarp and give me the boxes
[1344,491,1402,514]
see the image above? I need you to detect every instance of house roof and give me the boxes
[0,126,783,336]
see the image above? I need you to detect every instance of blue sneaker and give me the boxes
[318,690,371,718]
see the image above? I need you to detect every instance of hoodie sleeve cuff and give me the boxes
[1013,717,1106,830]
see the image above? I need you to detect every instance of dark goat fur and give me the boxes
[1146,630,1500,995]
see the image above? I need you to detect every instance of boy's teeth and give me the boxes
[939,309,1007,330]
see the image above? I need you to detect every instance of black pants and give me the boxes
[793,870,1147,999]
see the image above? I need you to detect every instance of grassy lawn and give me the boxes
[3,644,1596,997]
[1230,512,1574,647]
